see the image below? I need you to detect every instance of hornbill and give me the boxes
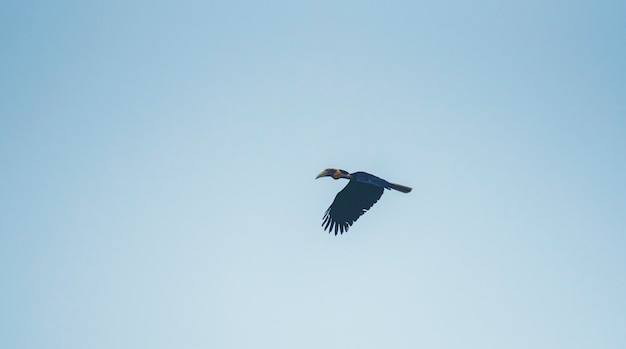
[316,168,412,235]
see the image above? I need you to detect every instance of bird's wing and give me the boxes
[322,181,384,235]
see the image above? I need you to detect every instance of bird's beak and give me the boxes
[316,169,334,179]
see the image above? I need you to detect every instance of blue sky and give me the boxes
[1,1,625,348]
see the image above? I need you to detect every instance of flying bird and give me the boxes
[316,168,412,235]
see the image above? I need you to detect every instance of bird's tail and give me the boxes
[389,182,412,193]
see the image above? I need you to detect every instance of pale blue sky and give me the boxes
[1,1,625,348]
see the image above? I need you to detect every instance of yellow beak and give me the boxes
[316,169,335,179]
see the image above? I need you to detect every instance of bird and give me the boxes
[316,168,412,235]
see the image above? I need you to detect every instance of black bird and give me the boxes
[316,168,412,235]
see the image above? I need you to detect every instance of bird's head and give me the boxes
[316,168,351,180]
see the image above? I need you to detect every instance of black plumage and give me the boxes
[316,169,412,235]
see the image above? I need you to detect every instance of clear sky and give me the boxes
[1,1,625,348]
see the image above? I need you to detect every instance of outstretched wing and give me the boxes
[322,181,384,235]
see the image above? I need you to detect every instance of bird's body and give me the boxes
[316,168,412,235]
